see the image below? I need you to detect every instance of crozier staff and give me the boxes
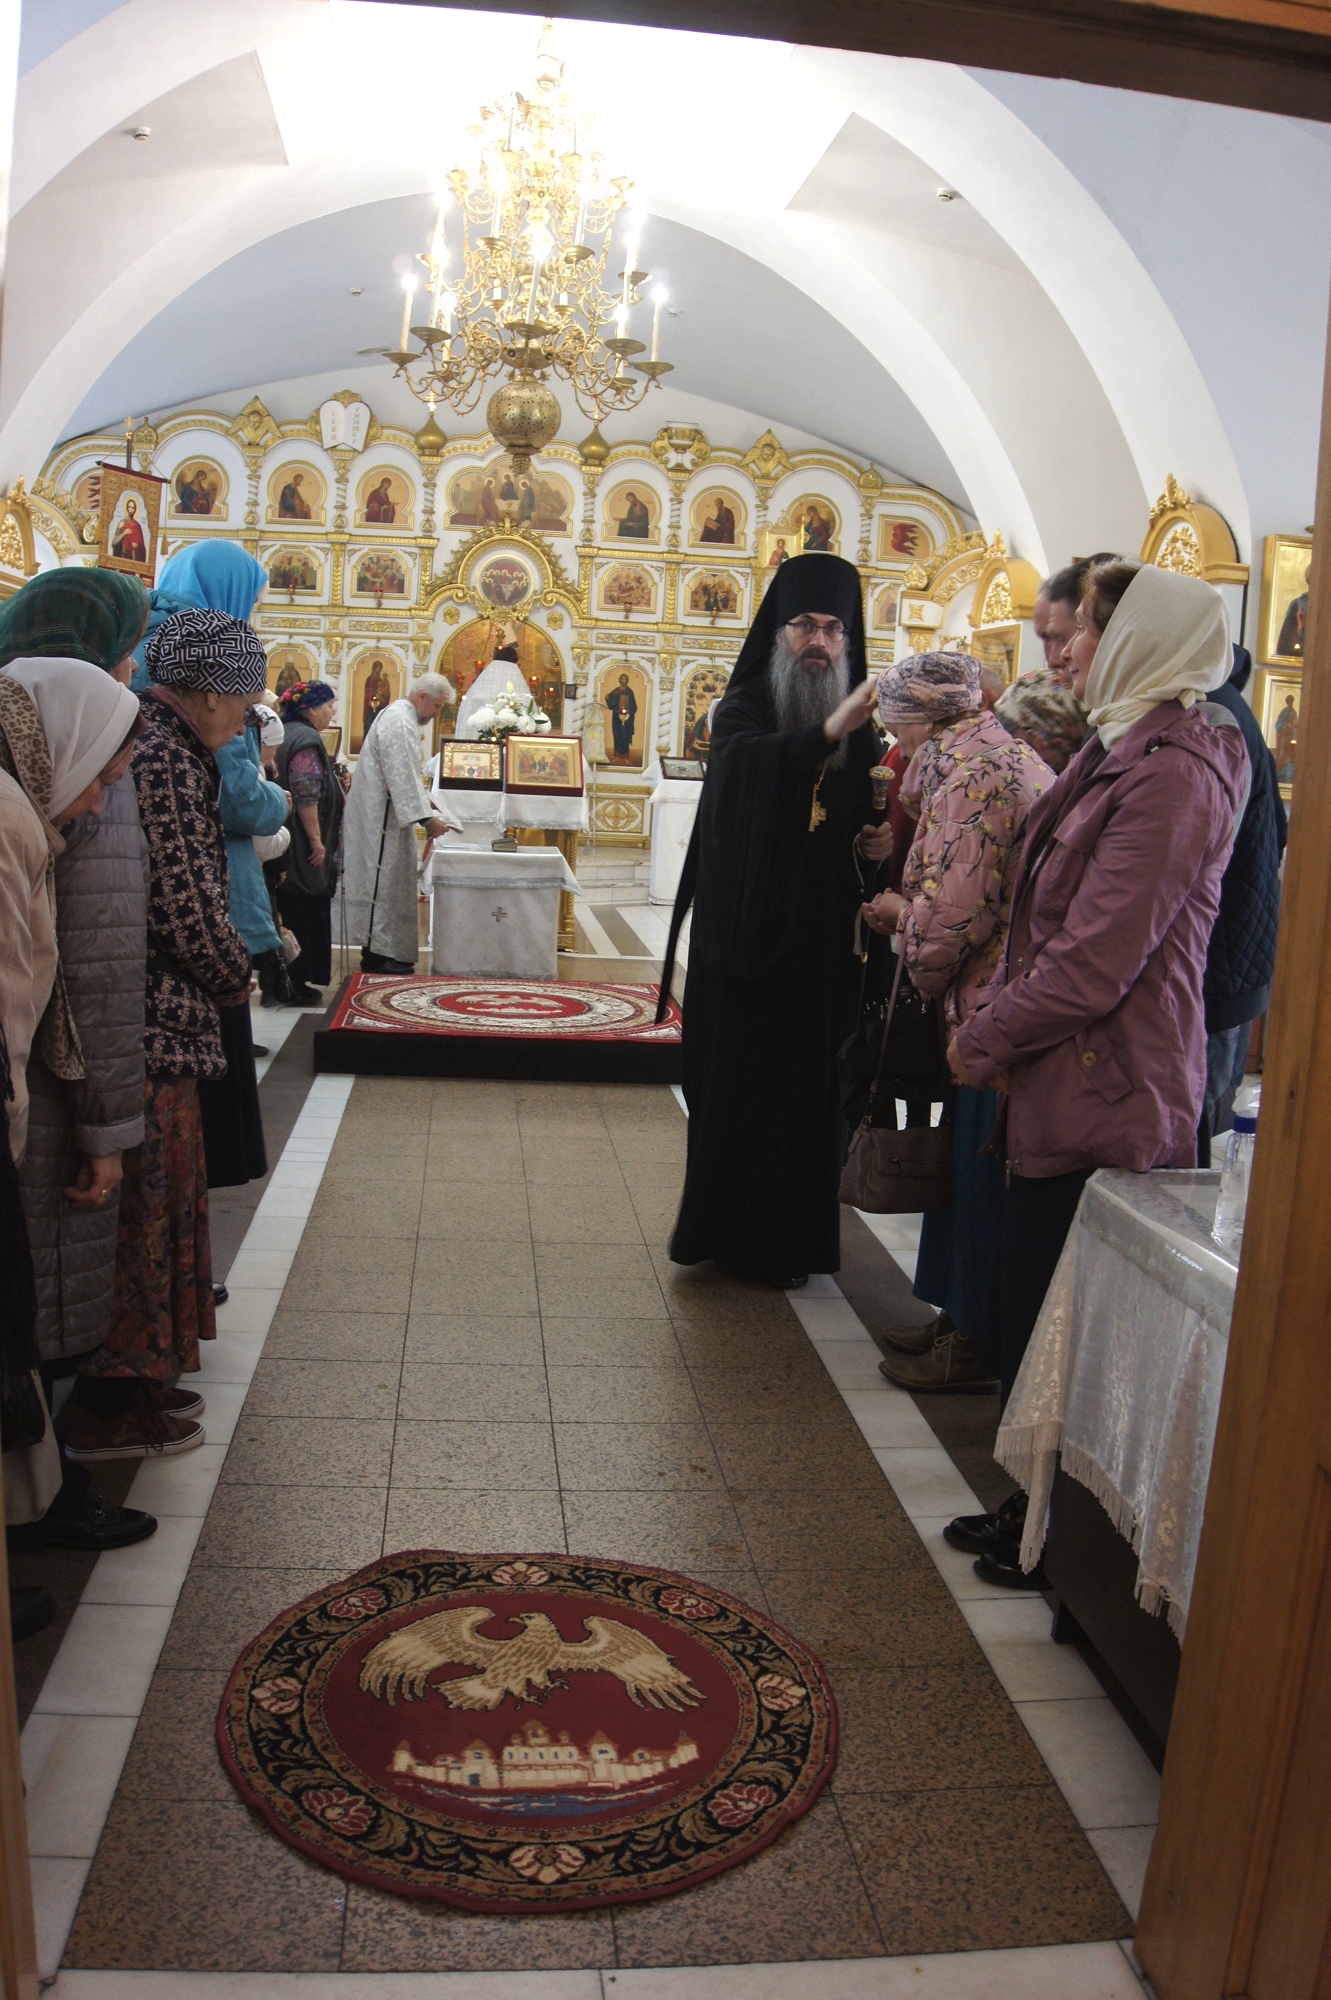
[659,553,889,1287]
[342,673,459,974]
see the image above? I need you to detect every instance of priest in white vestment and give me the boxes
[343,674,458,971]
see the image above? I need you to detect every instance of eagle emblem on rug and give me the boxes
[359,1606,705,1712]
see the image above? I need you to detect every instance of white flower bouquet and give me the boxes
[470,680,553,741]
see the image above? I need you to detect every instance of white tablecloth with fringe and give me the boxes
[994,1168,1236,1639]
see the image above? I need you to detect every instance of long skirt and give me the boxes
[88,1076,215,1380]
[913,1086,1001,1342]
[277,885,332,986]
[199,1002,267,1188]
[976,1165,1094,1407]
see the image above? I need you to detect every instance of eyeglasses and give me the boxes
[786,617,846,643]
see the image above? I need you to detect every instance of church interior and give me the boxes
[2,2,1330,1996]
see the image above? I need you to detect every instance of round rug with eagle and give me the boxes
[217,1551,837,1910]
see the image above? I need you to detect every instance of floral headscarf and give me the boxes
[277,680,336,718]
[877,650,983,727]
[994,667,1090,773]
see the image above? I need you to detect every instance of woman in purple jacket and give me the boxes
[947,561,1249,1580]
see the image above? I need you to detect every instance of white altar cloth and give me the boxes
[427,772,589,845]
[423,845,579,979]
[995,1168,1236,1639]
[649,777,703,906]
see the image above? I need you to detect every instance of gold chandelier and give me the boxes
[383,20,672,473]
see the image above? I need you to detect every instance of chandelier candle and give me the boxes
[398,276,417,354]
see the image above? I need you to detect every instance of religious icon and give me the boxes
[95,463,164,581]
[775,495,839,558]
[604,483,660,543]
[691,490,743,547]
[504,733,584,796]
[349,652,403,755]
[598,564,656,615]
[352,550,408,597]
[687,571,741,618]
[878,516,933,563]
[972,622,1019,685]
[439,740,502,788]
[596,662,649,769]
[268,645,315,697]
[768,539,789,568]
[801,503,834,553]
[267,548,318,595]
[171,460,225,517]
[357,468,413,529]
[1257,668,1302,800]
[267,463,325,524]
[679,662,730,760]
[477,557,532,609]
[448,456,571,533]
[1258,534,1314,666]
[874,584,900,631]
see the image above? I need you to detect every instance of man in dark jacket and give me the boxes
[1200,643,1287,1151]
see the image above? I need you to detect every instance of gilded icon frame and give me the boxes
[1255,665,1302,803]
[1258,533,1313,666]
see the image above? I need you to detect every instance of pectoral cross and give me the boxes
[808,767,827,833]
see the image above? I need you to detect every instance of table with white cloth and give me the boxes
[648,776,703,906]
[428,773,589,950]
[422,845,579,979]
[997,1168,1236,1651]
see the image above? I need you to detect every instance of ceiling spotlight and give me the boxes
[127,126,151,141]
[936,187,959,202]
[349,287,364,296]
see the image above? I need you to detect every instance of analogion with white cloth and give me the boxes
[423,844,578,978]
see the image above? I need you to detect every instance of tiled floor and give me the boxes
[17,1067,1162,1994]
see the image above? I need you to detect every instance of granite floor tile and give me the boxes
[838,1787,1128,1957]
[535,1243,667,1318]
[242,1358,402,1421]
[688,1368,855,1429]
[156,1567,342,1670]
[113,1667,232,1803]
[417,1180,531,1238]
[218,1415,395,1488]
[405,1314,545,1366]
[273,1259,413,1315]
[540,1317,683,1367]
[832,1665,1053,1794]
[619,1158,690,1193]
[340,1886,613,1971]
[709,1421,895,1492]
[423,1147,527,1183]
[260,1312,407,1362]
[192,1485,387,1570]
[398,1362,550,1423]
[611,1792,883,1967]
[554,1422,724,1492]
[734,1490,922,1574]
[629,1189,685,1239]
[668,1318,815,1372]
[547,1365,704,1426]
[391,1420,559,1490]
[62,1795,347,1970]
[412,1242,539,1314]
[295,1189,424,1239]
[562,1490,748,1569]
[384,1486,567,1554]
[761,1565,981,1672]
[521,1149,630,1188]
[527,1182,644,1244]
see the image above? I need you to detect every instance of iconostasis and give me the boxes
[27,389,997,843]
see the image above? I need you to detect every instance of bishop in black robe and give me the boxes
[658,554,881,1285]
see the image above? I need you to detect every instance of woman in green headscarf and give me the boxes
[0,568,148,681]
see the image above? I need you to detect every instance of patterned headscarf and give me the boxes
[994,667,1090,773]
[146,608,267,696]
[877,650,983,726]
[278,680,336,718]
[0,568,149,674]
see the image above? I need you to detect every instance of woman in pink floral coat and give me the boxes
[862,652,1051,1390]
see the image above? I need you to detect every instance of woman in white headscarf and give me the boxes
[0,658,139,1549]
[945,561,1250,1584]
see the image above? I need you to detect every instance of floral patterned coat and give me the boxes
[897,709,1052,1029]
[129,694,251,1080]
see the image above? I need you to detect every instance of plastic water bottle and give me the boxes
[1213,1083,1261,1255]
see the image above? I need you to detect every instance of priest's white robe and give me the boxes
[342,699,438,962]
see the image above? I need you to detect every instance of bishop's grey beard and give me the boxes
[768,633,850,761]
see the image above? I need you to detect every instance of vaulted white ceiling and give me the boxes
[8,0,1330,582]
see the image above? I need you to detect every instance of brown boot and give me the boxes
[877,1326,997,1392]
[64,1400,205,1462]
[880,1311,951,1356]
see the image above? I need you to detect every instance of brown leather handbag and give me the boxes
[839,951,953,1215]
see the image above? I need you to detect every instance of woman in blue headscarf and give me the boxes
[146,542,290,1196]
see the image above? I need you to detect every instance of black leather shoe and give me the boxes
[974,1540,1047,1591]
[252,1044,269,1057]
[9,1492,158,1553]
[213,1282,229,1305]
[943,1490,1028,1556]
[10,1585,55,1642]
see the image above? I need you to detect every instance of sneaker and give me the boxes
[943,1490,1028,1557]
[974,1540,1047,1591]
[64,1404,205,1462]
[8,1492,158,1553]
[10,1585,55,1642]
[877,1327,998,1392]
[880,1313,945,1357]
[143,1382,205,1420]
